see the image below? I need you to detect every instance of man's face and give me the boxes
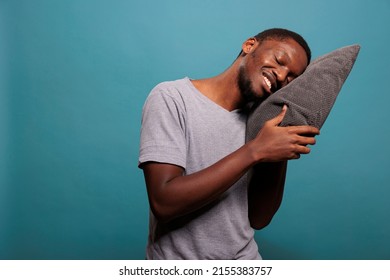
[238,38,308,103]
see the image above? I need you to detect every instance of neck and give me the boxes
[191,59,244,111]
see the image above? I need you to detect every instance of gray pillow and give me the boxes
[246,44,360,142]
[245,45,360,223]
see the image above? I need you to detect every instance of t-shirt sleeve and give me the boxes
[138,85,186,169]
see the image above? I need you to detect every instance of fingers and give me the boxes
[287,145,311,161]
[267,105,288,126]
[295,144,312,154]
[294,135,317,146]
[254,105,321,162]
[287,125,320,136]
[284,145,312,161]
[285,129,318,159]
[265,106,320,137]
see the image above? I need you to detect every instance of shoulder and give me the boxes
[144,77,193,111]
[149,78,190,99]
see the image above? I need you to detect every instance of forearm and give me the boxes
[144,143,257,222]
[248,161,287,229]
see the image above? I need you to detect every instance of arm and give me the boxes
[142,142,258,223]
[248,160,287,230]
[142,105,319,223]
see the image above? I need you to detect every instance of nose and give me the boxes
[275,67,289,88]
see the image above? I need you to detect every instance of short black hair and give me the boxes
[239,28,311,63]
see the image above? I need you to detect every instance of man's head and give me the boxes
[237,28,311,104]
[238,28,311,62]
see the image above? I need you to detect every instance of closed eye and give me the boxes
[275,56,282,65]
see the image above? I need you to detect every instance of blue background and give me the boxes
[1,0,389,259]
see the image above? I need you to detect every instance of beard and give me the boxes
[237,66,267,110]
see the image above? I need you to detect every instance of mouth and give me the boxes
[263,76,272,91]
[262,72,277,94]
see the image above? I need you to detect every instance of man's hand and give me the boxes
[249,105,320,163]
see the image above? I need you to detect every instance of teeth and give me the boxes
[264,76,272,90]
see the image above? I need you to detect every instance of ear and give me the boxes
[241,37,258,55]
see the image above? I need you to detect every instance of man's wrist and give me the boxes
[243,140,264,166]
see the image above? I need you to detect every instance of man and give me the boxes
[138,28,320,259]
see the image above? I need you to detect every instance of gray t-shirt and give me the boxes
[139,77,260,260]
